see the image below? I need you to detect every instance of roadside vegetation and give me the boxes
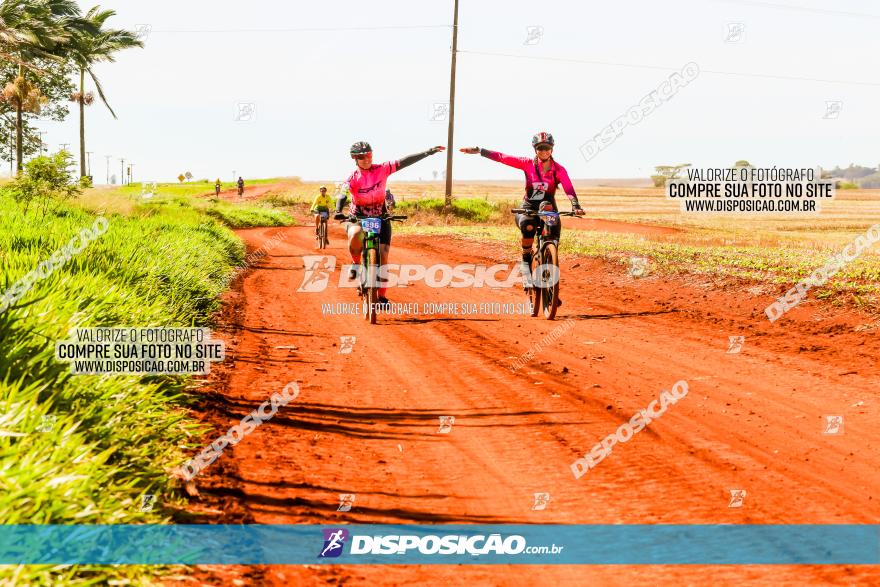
[0,155,291,585]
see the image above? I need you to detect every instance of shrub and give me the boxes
[1,152,81,214]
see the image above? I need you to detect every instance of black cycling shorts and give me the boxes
[516,212,561,240]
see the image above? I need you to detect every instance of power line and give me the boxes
[457,49,880,87]
[147,24,451,34]
[711,0,880,20]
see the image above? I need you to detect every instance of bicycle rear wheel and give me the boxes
[541,243,560,320]
[363,248,379,324]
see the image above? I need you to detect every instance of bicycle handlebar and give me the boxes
[511,208,582,217]
[334,212,408,222]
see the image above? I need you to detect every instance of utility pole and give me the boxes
[59,143,70,153]
[444,0,459,210]
[85,151,93,177]
[105,155,111,184]
[120,158,125,185]
[128,163,134,184]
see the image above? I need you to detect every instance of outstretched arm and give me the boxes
[555,165,584,213]
[459,147,530,171]
[392,146,446,173]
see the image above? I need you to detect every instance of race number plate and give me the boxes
[361,217,382,234]
[542,212,560,226]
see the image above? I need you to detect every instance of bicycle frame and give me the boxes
[335,212,408,324]
[511,206,579,319]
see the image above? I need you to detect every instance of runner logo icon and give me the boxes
[319,528,350,558]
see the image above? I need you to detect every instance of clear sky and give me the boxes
[33,0,880,183]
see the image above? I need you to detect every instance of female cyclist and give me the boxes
[345,141,445,305]
[460,132,585,263]
[461,132,584,304]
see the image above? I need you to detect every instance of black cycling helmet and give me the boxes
[532,131,554,148]
[350,141,372,156]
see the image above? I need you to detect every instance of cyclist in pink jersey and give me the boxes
[461,132,584,305]
[461,131,584,262]
[345,141,445,305]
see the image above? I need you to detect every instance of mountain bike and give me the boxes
[512,206,580,320]
[336,212,407,324]
[315,211,329,249]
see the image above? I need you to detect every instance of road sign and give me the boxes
[177,174,186,183]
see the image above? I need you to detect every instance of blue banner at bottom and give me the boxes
[0,525,877,565]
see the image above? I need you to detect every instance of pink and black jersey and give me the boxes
[347,147,440,217]
[480,149,580,211]
[347,161,398,217]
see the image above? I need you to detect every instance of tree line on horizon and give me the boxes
[0,0,141,181]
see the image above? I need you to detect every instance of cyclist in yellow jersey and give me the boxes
[310,186,334,241]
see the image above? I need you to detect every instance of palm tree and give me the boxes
[0,0,82,172]
[68,6,142,179]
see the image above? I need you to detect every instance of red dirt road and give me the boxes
[183,219,880,586]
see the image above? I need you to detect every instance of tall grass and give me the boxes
[0,191,288,585]
[395,197,516,223]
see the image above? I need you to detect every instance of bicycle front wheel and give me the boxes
[363,248,379,324]
[528,252,541,317]
[318,221,327,249]
[540,243,560,320]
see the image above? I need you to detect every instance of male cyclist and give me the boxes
[461,132,584,304]
[310,185,333,243]
[345,141,445,305]
[214,178,221,196]
[237,177,245,196]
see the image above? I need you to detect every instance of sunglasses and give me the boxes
[535,145,553,152]
[353,153,372,160]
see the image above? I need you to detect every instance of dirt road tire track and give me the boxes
[181,218,880,586]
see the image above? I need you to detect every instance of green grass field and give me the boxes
[0,188,292,585]
[109,177,290,199]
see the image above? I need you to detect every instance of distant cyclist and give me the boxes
[335,181,350,214]
[237,177,244,196]
[461,132,584,304]
[384,188,396,211]
[345,141,445,305]
[215,178,221,196]
[310,185,333,243]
